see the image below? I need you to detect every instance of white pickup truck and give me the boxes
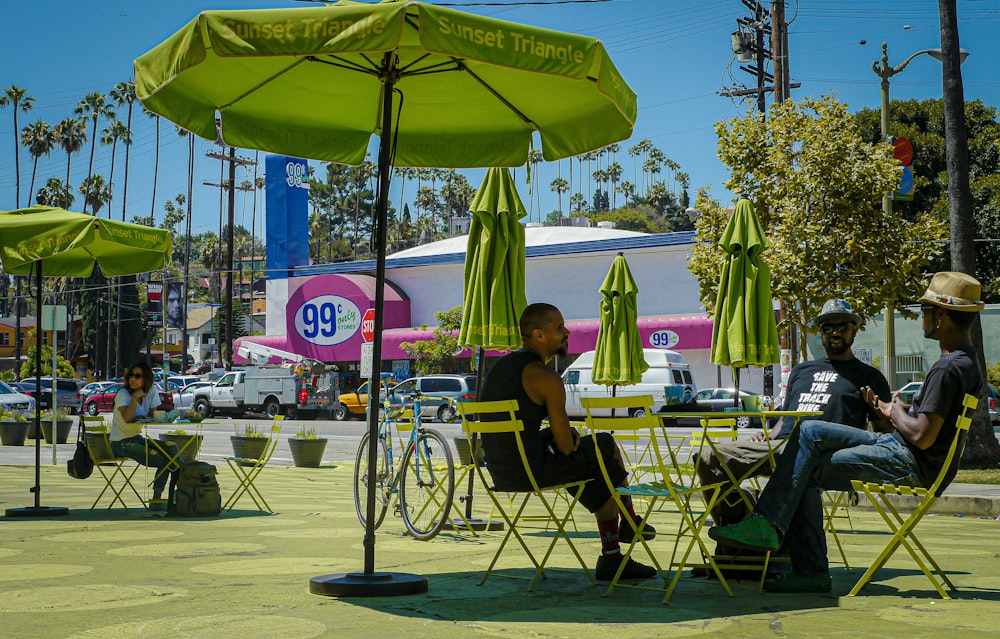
[191,364,337,419]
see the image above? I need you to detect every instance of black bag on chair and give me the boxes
[67,419,94,480]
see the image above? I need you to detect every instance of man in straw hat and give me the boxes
[707,272,984,593]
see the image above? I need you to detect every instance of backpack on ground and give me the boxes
[171,461,222,517]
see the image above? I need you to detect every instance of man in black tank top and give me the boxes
[479,303,656,581]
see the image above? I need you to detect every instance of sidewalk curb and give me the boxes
[853,491,1000,519]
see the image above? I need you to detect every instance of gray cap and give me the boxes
[813,299,861,327]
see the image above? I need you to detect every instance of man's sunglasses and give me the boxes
[920,303,937,313]
[819,321,856,335]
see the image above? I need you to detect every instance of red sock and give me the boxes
[619,495,639,526]
[597,518,621,557]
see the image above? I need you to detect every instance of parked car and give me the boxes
[172,381,214,413]
[186,361,213,375]
[80,381,117,400]
[691,387,764,429]
[333,374,397,421]
[386,374,478,423]
[0,380,35,413]
[988,384,999,425]
[168,375,204,389]
[894,381,923,405]
[15,378,83,414]
[84,383,174,416]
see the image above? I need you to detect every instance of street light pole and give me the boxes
[871,42,968,390]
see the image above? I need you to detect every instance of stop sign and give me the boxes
[361,308,375,343]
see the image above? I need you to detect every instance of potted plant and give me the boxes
[40,407,73,445]
[159,428,203,462]
[230,422,267,465]
[288,427,327,468]
[0,409,30,446]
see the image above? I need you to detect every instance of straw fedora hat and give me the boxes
[917,271,984,312]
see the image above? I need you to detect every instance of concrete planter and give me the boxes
[288,438,327,468]
[230,435,267,466]
[42,419,73,445]
[158,433,203,462]
[0,421,29,446]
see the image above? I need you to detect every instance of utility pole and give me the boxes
[205,148,256,370]
[720,1,798,112]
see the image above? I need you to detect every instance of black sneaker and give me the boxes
[619,517,656,544]
[595,554,657,581]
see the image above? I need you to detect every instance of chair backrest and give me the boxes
[457,399,542,490]
[581,394,685,490]
[930,393,977,497]
[255,415,284,469]
[82,416,116,462]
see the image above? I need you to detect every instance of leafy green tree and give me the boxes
[693,94,946,361]
[400,306,465,375]
[20,344,75,379]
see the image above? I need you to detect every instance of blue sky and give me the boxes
[2,0,998,239]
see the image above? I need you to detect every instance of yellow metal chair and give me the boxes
[582,395,731,603]
[223,416,283,513]
[83,416,146,511]
[847,393,977,599]
[457,399,595,591]
[822,489,856,572]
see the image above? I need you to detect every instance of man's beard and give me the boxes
[824,334,853,356]
[556,342,568,358]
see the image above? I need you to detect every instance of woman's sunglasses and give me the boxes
[128,372,144,379]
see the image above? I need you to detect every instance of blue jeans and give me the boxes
[111,435,180,493]
[754,420,920,576]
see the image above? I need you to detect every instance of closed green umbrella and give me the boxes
[592,253,648,392]
[0,206,172,518]
[710,199,780,408]
[458,167,527,354]
[135,0,636,595]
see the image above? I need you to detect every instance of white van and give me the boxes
[562,348,697,418]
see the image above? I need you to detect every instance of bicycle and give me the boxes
[353,390,456,540]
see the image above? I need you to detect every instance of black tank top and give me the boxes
[478,350,550,484]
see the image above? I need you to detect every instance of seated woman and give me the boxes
[110,362,180,503]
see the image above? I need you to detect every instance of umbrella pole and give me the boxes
[311,54,426,597]
[6,261,68,517]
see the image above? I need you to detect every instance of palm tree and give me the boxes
[100,120,129,219]
[569,192,586,214]
[607,162,623,209]
[21,119,54,203]
[73,92,115,215]
[0,85,35,207]
[53,117,87,195]
[617,180,635,208]
[79,174,112,215]
[549,176,569,216]
[110,79,136,377]
[144,107,162,225]
[35,177,74,209]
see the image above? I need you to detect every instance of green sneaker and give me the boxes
[707,514,780,552]
[763,571,832,593]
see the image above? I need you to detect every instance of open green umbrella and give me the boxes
[592,253,648,407]
[0,206,172,518]
[709,199,780,410]
[458,167,527,353]
[135,0,636,596]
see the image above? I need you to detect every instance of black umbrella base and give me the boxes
[446,517,505,532]
[309,571,428,597]
[6,505,70,517]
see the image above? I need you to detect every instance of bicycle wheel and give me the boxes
[354,433,391,530]
[399,429,455,541]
